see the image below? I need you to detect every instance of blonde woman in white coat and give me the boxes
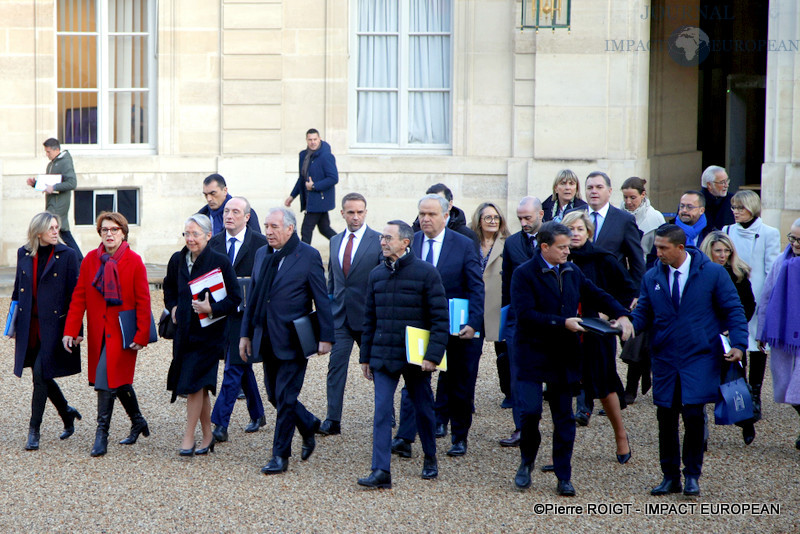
[722,190,780,419]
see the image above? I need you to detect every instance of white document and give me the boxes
[35,174,62,192]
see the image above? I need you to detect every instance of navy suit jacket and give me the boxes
[327,226,383,331]
[501,230,536,308]
[241,240,334,361]
[566,204,645,286]
[412,229,485,332]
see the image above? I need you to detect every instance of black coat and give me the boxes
[12,244,81,380]
[568,242,637,312]
[702,188,735,230]
[725,264,756,322]
[510,253,630,384]
[360,252,449,375]
[164,245,241,400]
[542,195,587,222]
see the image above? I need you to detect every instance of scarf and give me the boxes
[208,194,232,235]
[761,246,800,353]
[675,213,707,247]
[550,197,575,223]
[91,241,128,306]
[300,146,319,181]
[250,232,301,328]
[622,197,664,237]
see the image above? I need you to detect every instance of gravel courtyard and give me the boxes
[1,292,798,532]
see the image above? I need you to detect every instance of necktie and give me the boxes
[671,270,681,310]
[425,239,435,265]
[591,212,601,239]
[342,233,355,277]
[529,234,536,249]
[227,237,237,264]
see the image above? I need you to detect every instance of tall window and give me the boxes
[57,0,156,148]
[354,0,451,148]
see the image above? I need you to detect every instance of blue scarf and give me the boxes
[208,194,232,235]
[675,213,707,246]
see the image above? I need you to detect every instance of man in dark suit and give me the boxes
[209,197,268,443]
[498,196,544,447]
[240,207,335,475]
[412,183,479,249]
[319,193,383,436]
[198,174,261,235]
[511,222,633,496]
[356,220,449,489]
[393,194,485,457]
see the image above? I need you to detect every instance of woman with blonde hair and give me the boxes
[9,212,82,450]
[542,169,587,223]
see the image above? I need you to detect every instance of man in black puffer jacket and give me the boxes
[357,220,449,490]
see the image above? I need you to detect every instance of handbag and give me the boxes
[714,362,754,425]
[158,308,177,340]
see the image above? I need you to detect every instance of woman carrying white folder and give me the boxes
[163,213,241,456]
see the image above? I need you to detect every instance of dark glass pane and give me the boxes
[118,189,138,224]
[96,193,114,215]
[74,190,95,225]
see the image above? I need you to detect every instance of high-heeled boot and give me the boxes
[58,406,82,440]
[116,384,150,445]
[91,390,115,457]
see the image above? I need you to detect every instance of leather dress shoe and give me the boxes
[301,434,316,461]
[179,443,196,457]
[25,428,40,451]
[391,437,412,458]
[421,455,438,480]
[514,462,533,490]
[683,476,700,496]
[446,440,467,457]
[616,434,632,464]
[195,435,216,455]
[261,456,289,474]
[244,416,267,433]
[357,469,392,489]
[650,477,682,496]
[435,423,447,438]
[557,479,576,496]
[317,419,341,436]
[60,406,82,440]
[541,464,555,473]
[574,411,590,426]
[499,430,521,448]
[212,424,228,443]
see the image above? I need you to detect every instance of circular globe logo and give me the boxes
[668,26,710,66]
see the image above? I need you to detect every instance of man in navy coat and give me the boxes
[510,222,633,496]
[285,129,339,244]
[240,207,335,475]
[394,194,485,458]
[319,192,383,436]
[209,197,268,443]
[632,224,748,497]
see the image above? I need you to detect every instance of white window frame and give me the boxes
[56,0,158,154]
[74,188,140,226]
[348,0,453,154]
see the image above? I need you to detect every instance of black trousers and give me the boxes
[30,350,69,429]
[300,212,336,244]
[657,379,705,480]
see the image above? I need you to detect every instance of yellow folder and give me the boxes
[405,326,447,371]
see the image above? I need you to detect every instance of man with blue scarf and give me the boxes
[673,191,714,248]
[198,174,261,235]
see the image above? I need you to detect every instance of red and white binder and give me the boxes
[189,268,227,327]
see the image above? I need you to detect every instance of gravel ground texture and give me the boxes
[1,292,799,533]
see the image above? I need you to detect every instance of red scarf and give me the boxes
[91,242,129,305]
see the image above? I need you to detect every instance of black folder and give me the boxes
[291,311,320,358]
[580,317,622,336]
[119,309,158,349]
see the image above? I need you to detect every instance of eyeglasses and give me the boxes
[713,179,731,186]
[678,204,699,211]
[482,215,501,223]
[378,234,396,242]
[182,231,205,238]
[100,227,122,235]
[788,234,800,244]
[731,206,748,212]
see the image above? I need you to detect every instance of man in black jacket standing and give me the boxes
[357,220,449,489]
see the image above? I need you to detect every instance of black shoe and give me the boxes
[60,406,82,440]
[317,419,341,436]
[446,440,467,457]
[499,430,521,448]
[650,477,682,496]
[557,479,576,496]
[421,455,438,480]
[541,464,555,473]
[91,390,115,457]
[237,388,246,400]
[574,411,590,426]
[301,432,317,461]
[501,397,514,409]
[357,469,392,489]
[120,417,150,445]
[683,476,700,496]
[212,424,228,443]
[179,443,196,457]
[391,437,412,458]
[435,423,447,438]
[91,432,109,457]
[624,392,637,405]
[116,385,148,445]
[261,456,289,474]
[196,435,216,455]
[25,428,40,451]
[244,415,267,433]
[742,423,756,445]
[514,462,533,489]
[616,434,632,464]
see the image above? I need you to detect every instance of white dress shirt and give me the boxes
[589,202,611,239]
[668,252,692,302]
[225,226,247,263]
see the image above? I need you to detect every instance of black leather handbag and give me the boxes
[158,308,176,340]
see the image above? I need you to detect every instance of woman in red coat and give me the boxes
[9,212,82,450]
[63,212,152,457]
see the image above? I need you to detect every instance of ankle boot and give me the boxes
[59,406,82,440]
[116,385,150,445]
[25,426,41,451]
[91,390,115,457]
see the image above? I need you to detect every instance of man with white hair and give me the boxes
[701,165,735,230]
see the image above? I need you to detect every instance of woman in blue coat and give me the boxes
[9,212,81,450]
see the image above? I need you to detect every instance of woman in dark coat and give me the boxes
[10,212,81,450]
[541,169,588,223]
[164,213,241,456]
[63,212,153,457]
[562,211,637,463]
